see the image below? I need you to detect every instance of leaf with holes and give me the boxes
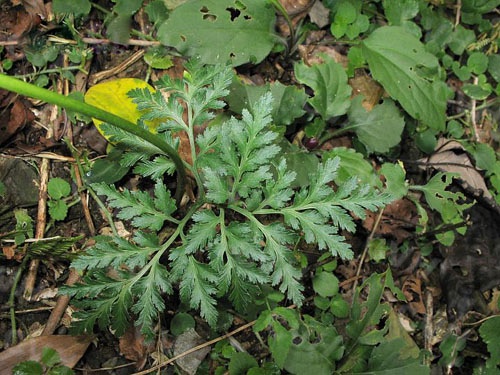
[363,26,449,131]
[157,0,277,66]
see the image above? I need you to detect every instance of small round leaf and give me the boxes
[312,272,339,297]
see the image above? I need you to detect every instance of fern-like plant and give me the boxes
[61,60,392,340]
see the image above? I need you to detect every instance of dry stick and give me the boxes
[132,321,256,375]
[471,75,480,142]
[23,94,57,299]
[454,0,462,29]
[351,208,385,296]
[89,49,145,84]
[424,289,434,366]
[43,58,95,335]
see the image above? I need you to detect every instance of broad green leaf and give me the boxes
[313,272,339,297]
[324,147,380,187]
[52,0,91,16]
[48,200,68,221]
[283,322,344,375]
[379,162,408,199]
[157,0,277,66]
[363,26,449,130]
[439,334,466,367]
[479,316,500,368]
[229,352,259,375]
[294,56,352,120]
[347,97,405,154]
[48,178,71,200]
[84,78,160,140]
[112,0,142,15]
[382,0,420,36]
[85,152,130,184]
[363,338,429,374]
[228,79,307,127]
[170,312,196,336]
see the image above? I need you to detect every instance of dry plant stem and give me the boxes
[454,0,462,28]
[132,321,256,375]
[23,129,53,300]
[43,62,92,335]
[424,289,434,366]
[471,75,479,142]
[42,268,80,335]
[90,49,145,84]
[351,208,384,296]
[9,250,29,345]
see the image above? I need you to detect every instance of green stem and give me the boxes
[15,65,87,80]
[9,252,30,345]
[0,74,186,203]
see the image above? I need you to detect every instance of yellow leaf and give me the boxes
[84,78,160,139]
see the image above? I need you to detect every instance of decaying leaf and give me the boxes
[119,326,153,370]
[0,335,92,373]
[420,138,493,199]
[402,275,426,315]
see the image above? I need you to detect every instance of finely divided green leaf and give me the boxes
[92,181,177,230]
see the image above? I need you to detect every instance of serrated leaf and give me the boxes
[294,56,352,120]
[177,256,219,326]
[132,262,172,340]
[479,316,500,368]
[93,182,177,230]
[347,97,405,154]
[48,200,68,221]
[157,0,276,67]
[363,26,449,130]
[133,156,175,179]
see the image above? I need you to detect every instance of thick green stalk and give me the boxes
[0,74,186,202]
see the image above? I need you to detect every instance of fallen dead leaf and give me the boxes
[0,335,92,373]
[420,138,493,199]
[349,73,385,112]
[402,275,426,315]
[0,98,35,146]
[119,326,153,370]
[363,198,419,244]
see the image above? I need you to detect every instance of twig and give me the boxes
[454,0,462,29]
[351,208,385,295]
[471,75,480,142]
[23,98,55,299]
[424,289,434,366]
[89,49,145,84]
[42,268,80,335]
[132,321,256,375]
[42,55,93,335]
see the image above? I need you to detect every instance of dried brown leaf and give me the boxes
[0,335,91,373]
[421,139,493,199]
